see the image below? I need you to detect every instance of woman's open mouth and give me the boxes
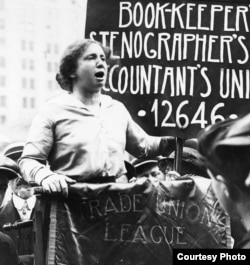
[95,70,105,81]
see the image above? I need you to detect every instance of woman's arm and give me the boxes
[19,109,75,196]
[124,106,175,158]
[19,109,54,182]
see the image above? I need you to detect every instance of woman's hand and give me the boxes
[41,174,76,197]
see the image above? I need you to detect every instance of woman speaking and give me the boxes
[19,39,175,196]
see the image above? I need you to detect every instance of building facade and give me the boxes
[0,0,86,144]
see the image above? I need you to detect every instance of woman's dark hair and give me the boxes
[56,39,111,92]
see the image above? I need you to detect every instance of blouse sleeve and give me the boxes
[123,104,161,158]
[19,109,55,184]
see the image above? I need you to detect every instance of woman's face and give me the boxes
[74,43,108,93]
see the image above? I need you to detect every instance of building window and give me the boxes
[22,78,27,89]
[30,79,35,89]
[30,60,34,70]
[22,97,27,108]
[30,98,35,108]
[0,75,5,87]
[22,59,26,70]
[0,115,6,124]
[22,97,35,108]
[0,95,6,107]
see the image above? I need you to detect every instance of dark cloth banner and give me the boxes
[86,0,250,138]
[47,177,230,265]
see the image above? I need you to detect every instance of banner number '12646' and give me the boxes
[150,99,237,129]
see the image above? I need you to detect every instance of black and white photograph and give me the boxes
[0,0,250,264]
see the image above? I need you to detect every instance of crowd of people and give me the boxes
[0,39,250,264]
[0,144,35,265]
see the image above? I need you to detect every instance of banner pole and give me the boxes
[174,137,184,175]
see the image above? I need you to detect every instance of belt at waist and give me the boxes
[84,174,128,184]
[84,176,116,184]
